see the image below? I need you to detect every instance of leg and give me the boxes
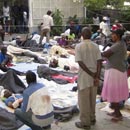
[46,29,50,43]
[78,87,91,126]
[15,108,42,130]
[110,102,123,122]
[112,103,122,117]
[39,30,45,45]
[90,86,97,124]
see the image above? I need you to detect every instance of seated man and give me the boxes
[15,71,54,130]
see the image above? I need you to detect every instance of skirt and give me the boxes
[101,68,129,102]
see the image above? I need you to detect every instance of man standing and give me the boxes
[99,16,111,45]
[75,27,102,129]
[39,10,54,45]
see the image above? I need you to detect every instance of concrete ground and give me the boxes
[19,104,130,130]
[3,34,130,130]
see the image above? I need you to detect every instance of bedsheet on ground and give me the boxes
[11,62,41,73]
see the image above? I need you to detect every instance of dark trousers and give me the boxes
[15,109,43,130]
[0,65,23,75]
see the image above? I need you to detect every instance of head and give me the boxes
[81,27,92,40]
[111,29,124,42]
[47,10,52,16]
[26,70,37,84]
[115,19,120,25]
[102,16,107,23]
[93,14,97,18]
[1,46,7,54]
[0,89,12,98]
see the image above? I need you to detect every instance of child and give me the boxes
[0,89,23,109]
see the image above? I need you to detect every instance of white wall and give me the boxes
[29,0,84,32]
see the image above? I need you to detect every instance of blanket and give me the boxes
[0,107,23,130]
[0,70,26,93]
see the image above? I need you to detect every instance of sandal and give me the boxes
[111,116,123,122]
[107,112,116,117]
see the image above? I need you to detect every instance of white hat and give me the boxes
[16,36,21,39]
[103,17,107,21]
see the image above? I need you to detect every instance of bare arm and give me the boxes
[101,49,113,58]
[78,61,96,78]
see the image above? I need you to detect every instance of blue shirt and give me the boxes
[0,52,6,64]
[4,94,23,106]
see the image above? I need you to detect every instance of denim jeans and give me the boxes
[15,108,43,130]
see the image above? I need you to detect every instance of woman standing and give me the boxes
[101,29,129,121]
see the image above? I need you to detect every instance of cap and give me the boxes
[16,36,21,39]
[111,29,124,36]
[103,16,108,21]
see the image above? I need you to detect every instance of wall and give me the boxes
[29,0,84,32]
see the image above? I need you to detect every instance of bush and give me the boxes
[52,9,64,36]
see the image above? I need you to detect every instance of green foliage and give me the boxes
[53,9,64,26]
[107,0,125,9]
[83,0,125,10]
[121,9,130,22]
[67,14,79,24]
[82,17,93,24]
[84,0,106,10]
[52,9,64,36]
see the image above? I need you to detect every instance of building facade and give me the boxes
[29,0,84,32]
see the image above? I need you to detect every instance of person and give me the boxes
[0,20,5,41]
[57,33,68,47]
[15,70,54,130]
[39,10,54,45]
[99,16,111,45]
[111,19,124,31]
[0,46,24,75]
[2,1,10,33]
[11,1,20,33]
[75,27,102,129]
[92,14,100,25]
[106,14,111,29]
[101,29,129,121]
[0,89,23,109]
[19,2,29,33]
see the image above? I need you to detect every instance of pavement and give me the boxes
[19,103,130,130]
[3,33,130,130]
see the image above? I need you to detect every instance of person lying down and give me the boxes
[0,89,23,109]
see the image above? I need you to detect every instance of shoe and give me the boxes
[91,119,96,125]
[75,122,90,129]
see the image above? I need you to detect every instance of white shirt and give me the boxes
[41,14,54,30]
[3,6,10,17]
[100,21,111,37]
[93,17,100,25]
[75,40,102,90]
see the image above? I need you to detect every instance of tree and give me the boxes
[84,0,107,10]
[51,9,64,36]
[83,0,125,10]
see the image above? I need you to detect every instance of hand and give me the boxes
[18,98,23,103]
[91,72,97,78]
[94,78,99,86]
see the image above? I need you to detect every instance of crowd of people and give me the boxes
[0,5,130,130]
[0,0,29,37]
